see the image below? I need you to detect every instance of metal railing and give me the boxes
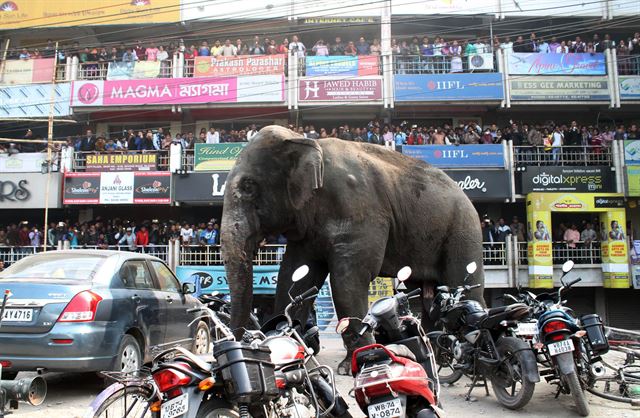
[483,241,508,265]
[393,53,495,74]
[516,241,602,265]
[178,244,285,266]
[513,145,613,166]
[617,55,640,76]
[73,150,170,171]
[0,245,170,265]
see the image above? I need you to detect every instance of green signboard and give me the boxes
[194,143,246,171]
[627,166,640,196]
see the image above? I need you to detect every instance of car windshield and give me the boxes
[0,254,106,281]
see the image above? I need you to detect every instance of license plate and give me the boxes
[161,393,188,418]
[547,339,575,356]
[368,398,403,418]
[515,322,538,337]
[1,308,34,322]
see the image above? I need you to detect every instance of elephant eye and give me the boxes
[240,178,258,196]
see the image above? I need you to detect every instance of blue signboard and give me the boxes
[0,83,70,118]
[620,76,640,100]
[306,56,358,76]
[401,144,505,168]
[394,73,504,101]
[176,265,280,295]
[508,53,606,76]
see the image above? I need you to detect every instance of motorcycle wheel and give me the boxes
[434,347,463,385]
[196,398,240,418]
[490,337,536,410]
[565,371,590,417]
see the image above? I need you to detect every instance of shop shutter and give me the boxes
[605,290,640,330]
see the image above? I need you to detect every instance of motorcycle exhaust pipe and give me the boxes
[1,376,47,406]
[590,364,606,377]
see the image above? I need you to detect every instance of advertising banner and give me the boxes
[0,58,55,85]
[527,192,626,212]
[194,144,246,171]
[394,73,504,101]
[298,77,382,102]
[304,56,380,77]
[521,166,615,193]
[401,144,505,168]
[600,210,629,288]
[175,265,280,295]
[624,140,640,165]
[627,166,640,196]
[0,153,48,173]
[507,53,606,75]
[63,172,170,204]
[107,61,161,80]
[0,173,62,209]
[70,75,285,107]
[444,170,510,200]
[526,206,553,289]
[0,83,71,118]
[85,153,158,172]
[619,76,640,100]
[194,55,285,77]
[173,172,228,203]
[510,77,609,101]
[0,0,180,29]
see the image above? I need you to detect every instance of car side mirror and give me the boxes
[182,282,196,294]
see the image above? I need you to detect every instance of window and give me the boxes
[119,261,153,289]
[149,261,180,292]
[0,254,106,281]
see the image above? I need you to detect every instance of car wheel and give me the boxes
[0,371,18,380]
[116,335,142,373]
[192,321,211,355]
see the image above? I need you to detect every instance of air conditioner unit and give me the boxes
[467,53,494,71]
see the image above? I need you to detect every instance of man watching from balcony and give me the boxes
[134,41,145,60]
[356,36,370,55]
[330,37,345,55]
[581,223,597,248]
[211,40,223,56]
[145,43,159,61]
[199,222,218,246]
[122,48,137,63]
[221,39,237,57]
[289,35,306,58]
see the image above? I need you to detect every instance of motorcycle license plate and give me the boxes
[368,398,403,418]
[515,322,538,337]
[547,339,574,356]
[161,393,188,418]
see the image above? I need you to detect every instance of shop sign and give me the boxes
[0,153,49,173]
[521,166,614,193]
[305,56,379,77]
[63,172,170,205]
[402,144,505,168]
[85,153,158,172]
[619,76,640,100]
[627,166,640,196]
[624,140,640,164]
[194,55,285,77]
[175,265,280,295]
[444,170,510,200]
[0,58,55,85]
[0,173,62,209]
[526,192,626,213]
[298,77,382,102]
[510,76,609,101]
[507,53,606,75]
[70,75,285,107]
[194,144,246,171]
[394,73,504,101]
[173,172,228,203]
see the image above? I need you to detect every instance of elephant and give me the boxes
[221,125,485,372]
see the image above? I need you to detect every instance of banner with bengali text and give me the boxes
[193,55,285,77]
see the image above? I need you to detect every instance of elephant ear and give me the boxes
[284,137,324,210]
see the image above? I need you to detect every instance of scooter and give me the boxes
[336,267,444,418]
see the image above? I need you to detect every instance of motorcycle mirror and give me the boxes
[397,266,412,282]
[336,318,350,334]
[466,262,477,275]
[292,265,310,283]
[562,260,574,274]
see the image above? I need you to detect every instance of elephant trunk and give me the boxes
[221,206,258,335]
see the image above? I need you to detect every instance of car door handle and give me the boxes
[131,295,141,304]
[166,296,173,304]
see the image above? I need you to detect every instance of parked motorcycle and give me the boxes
[1,289,47,418]
[336,266,444,418]
[428,262,540,410]
[505,260,610,417]
[87,265,350,418]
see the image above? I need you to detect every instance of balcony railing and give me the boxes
[72,150,170,171]
[617,54,640,76]
[0,245,169,265]
[393,53,495,74]
[513,145,613,167]
[516,241,602,266]
[179,244,285,266]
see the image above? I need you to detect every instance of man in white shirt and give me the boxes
[474,37,487,54]
[552,126,563,163]
[206,127,220,144]
[500,36,513,55]
[289,35,306,59]
[247,124,259,141]
[221,39,238,57]
[180,223,193,246]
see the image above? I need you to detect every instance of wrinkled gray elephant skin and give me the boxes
[221,125,485,374]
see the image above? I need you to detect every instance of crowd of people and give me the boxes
[7,31,640,75]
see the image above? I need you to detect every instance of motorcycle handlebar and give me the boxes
[466,284,482,290]
[406,288,421,298]
[566,277,582,288]
[298,286,319,301]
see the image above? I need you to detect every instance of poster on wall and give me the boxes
[193,144,246,171]
[63,172,170,204]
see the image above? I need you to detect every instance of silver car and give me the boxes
[0,250,210,379]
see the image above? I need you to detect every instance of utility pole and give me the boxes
[42,42,59,252]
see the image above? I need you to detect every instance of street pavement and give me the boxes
[11,336,640,417]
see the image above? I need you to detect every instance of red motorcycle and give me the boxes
[337,267,443,418]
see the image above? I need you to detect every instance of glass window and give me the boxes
[119,261,153,289]
[0,254,106,281]
[149,261,180,292]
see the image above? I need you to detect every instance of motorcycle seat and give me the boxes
[481,303,531,329]
[386,344,417,362]
[173,351,215,373]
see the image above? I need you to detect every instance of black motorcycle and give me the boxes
[428,262,540,410]
[505,260,610,417]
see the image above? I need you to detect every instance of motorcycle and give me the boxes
[0,289,47,418]
[87,265,350,418]
[505,260,610,417]
[428,262,540,410]
[336,266,444,418]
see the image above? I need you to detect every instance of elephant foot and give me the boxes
[337,355,352,376]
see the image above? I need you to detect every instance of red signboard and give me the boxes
[193,55,285,77]
[63,172,171,205]
[298,77,383,102]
